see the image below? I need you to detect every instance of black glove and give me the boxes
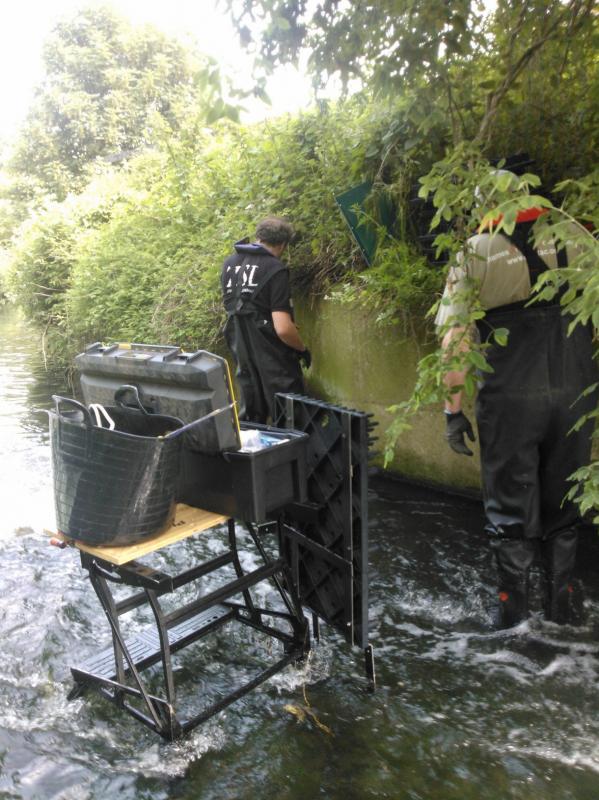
[299,348,312,369]
[445,411,476,456]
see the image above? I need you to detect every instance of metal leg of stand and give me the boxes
[94,573,126,704]
[145,591,175,701]
[312,613,320,642]
[246,521,294,618]
[364,644,376,690]
[88,564,165,732]
[246,520,309,648]
[227,518,261,623]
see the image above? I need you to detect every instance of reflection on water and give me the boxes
[1,304,599,800]
[0,307,71,534]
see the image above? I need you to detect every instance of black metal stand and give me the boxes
[68,519,310,741]
[364,644,376,690]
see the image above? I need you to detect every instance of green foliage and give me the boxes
[227,0,485,90]
[566,384,599,525]
[10,98,431,360]
[329,236,443,330]
[228,1,597,157]
[0,251,9,304]
[1,5,240,235]
[5,167,139,356]
[62,146,227,351]
[7,203,81,328]
[488,2,599,184]
[567,461,599,525]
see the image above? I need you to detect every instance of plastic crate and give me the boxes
[178,423,308,523]
[76,342,240,454]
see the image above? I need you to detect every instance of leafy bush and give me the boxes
[6,166,152,354]
[10,98,438,360]
[329,238,443,333]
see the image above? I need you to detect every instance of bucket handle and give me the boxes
[114,384,150,414]
[89,403,116,430]
[52,395,93,427]
[164,403,236,440]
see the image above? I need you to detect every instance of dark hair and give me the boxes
[255,216,295,246]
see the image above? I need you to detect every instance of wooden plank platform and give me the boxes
[45,504,228,565]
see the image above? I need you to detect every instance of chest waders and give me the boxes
[223,259,304,424]
[475,226,598,627]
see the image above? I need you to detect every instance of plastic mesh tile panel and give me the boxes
[273,394,376,648]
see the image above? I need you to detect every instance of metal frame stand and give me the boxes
[67,519,310,741]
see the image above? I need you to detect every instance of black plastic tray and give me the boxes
[178,423,308,523]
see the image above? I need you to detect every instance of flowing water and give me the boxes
[2,304,599,800]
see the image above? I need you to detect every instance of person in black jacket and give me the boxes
[222,216,311,424]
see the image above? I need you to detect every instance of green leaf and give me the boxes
[469,350,493,372]
[493,327,509,346]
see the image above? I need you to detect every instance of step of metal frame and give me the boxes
[71,604,235,682]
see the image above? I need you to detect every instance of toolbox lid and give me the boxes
[75,342,241,453]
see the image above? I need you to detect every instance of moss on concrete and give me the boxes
[297,296,481,491]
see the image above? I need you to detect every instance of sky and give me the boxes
[0,0,316,142]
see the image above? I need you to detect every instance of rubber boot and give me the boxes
[540,529,584,625]
[490,538,536,629]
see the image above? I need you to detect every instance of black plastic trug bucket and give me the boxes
[49,393,184,546]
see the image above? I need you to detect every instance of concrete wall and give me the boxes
[296,296,482,491]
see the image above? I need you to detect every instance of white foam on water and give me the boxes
[491,740,599,775]
[538,652,599,685]
[472,647,538,673]
[132,721,228,777]
[269,642,333,693]
[393,578,488,625]
[395,621,431,638]
[419,633,472,661]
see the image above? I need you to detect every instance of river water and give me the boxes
[2,304,599,800]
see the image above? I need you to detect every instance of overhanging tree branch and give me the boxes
[476,0,595,144]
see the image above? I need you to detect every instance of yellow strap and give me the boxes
[224,359,241,436]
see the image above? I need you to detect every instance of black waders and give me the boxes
[490,526,535,629]
[540,529,584,625]
[476,229,598,628]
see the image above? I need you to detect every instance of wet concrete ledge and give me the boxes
[369,466,483,504]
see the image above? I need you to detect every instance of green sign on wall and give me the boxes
[335,181,395,266]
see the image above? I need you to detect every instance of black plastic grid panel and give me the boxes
[273,394,375,648]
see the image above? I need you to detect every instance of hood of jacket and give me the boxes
[234,240,274,257]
